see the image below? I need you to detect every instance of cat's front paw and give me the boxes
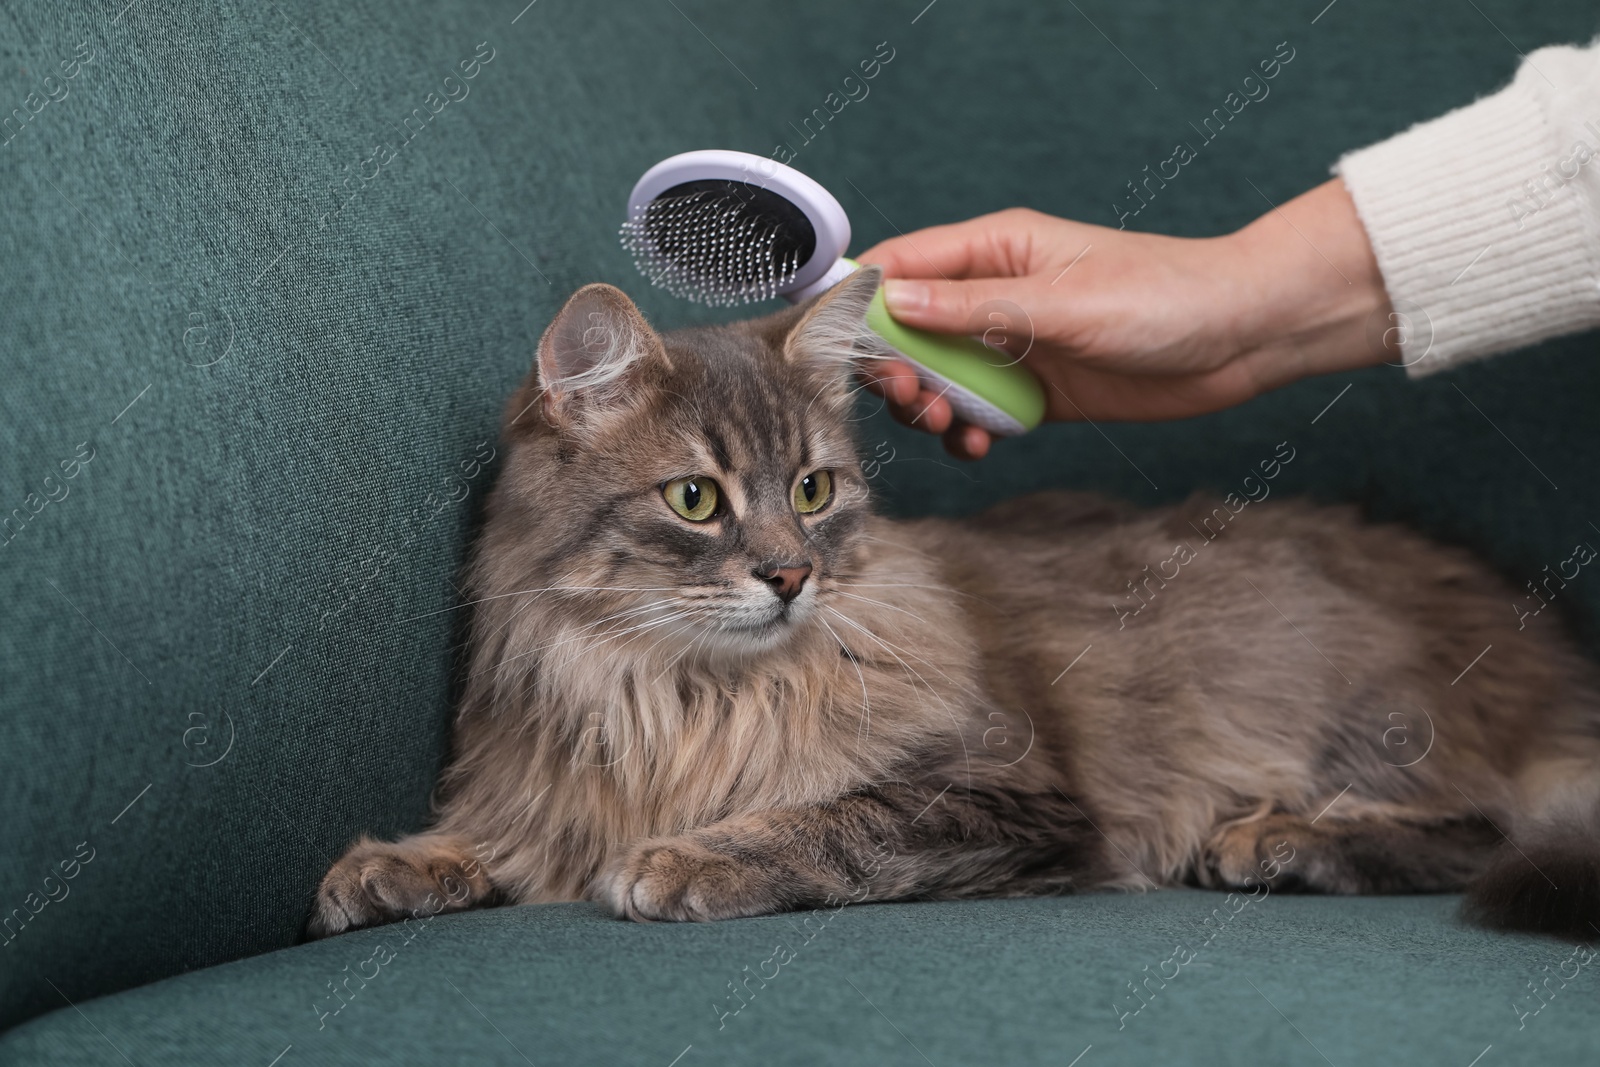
[1199,816,1303,892]
[602,838,783,922]
[308,835,493,939]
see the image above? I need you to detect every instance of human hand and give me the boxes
[856,179,1392,459]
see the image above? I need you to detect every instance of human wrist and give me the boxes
[1225,178,1393,390]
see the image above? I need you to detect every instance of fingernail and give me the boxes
[883,279,929,316]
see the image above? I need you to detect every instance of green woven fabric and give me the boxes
[6,896,1600,1066]
[2,0,1598,1061]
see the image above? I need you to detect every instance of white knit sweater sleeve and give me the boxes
[1335,40,1600,376]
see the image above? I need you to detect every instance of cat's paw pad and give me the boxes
[603,840,776,922]
[308,836,491,939]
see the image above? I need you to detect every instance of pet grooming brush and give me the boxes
[620,149,1045,437]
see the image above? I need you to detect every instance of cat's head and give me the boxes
[489,267,884,660]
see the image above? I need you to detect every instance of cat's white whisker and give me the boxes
[816,614,872,750]
[551,607,701,658]
[407,584,684,621]
[820,605,964,690]
[818,602,978,790]
[826,589,934,628]
[532,616,703,677]
[483,600,694,678]
[461,585,694,676]
[838,577,1000,607]
[856,533,940,560]
[637,605,718,660]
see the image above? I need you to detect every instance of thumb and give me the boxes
[880,277,1026,335]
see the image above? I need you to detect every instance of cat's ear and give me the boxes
[782,266,886,404]
[535,283,670,429]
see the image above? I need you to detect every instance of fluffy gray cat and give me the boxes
[310,267,1600,940]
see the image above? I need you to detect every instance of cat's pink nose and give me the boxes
[755,562,812,603]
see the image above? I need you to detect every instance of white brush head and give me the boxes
[621,149,851,305]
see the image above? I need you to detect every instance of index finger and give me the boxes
[855,209,1045,280]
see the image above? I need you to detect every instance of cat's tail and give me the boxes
[1462,754,1600,940]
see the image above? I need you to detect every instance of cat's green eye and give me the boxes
[794,470,833,514]
[663,476,720,522]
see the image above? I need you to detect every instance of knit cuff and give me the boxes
[1335,70,1600,377]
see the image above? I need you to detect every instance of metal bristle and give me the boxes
[620,189,804,306]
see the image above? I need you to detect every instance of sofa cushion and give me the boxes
[5,895,1597,1066]
[3,0,1598,1038]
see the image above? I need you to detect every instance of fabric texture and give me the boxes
[5,896,1600,1067]
[1338,39,1600,375]
[3,0,1600,1063]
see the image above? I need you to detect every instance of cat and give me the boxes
[309,266,1600,939]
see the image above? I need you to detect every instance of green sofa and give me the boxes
[4,1,1598,1063]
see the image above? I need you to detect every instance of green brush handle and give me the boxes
[849,260,1046,437]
